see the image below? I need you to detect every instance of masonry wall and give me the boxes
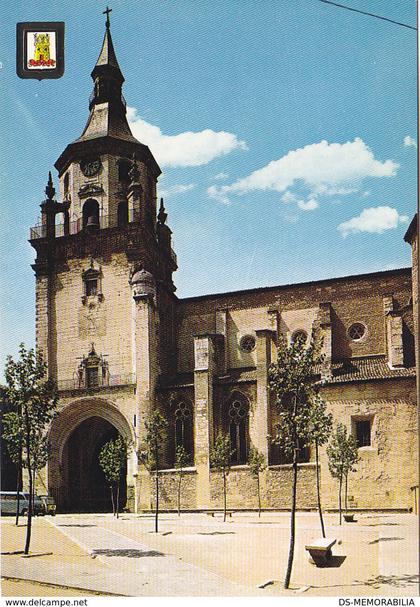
[53,252,133,384]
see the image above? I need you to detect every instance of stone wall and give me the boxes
[151,468,198,510]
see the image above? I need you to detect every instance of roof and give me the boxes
[326,355,416,384]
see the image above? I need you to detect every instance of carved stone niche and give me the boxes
[81,262,103,304]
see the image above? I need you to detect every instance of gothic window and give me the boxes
[270,436,310,465]
[174,401,193,462]
[82,198,100,229]
[117,200,128,227]
[348,322,366,341]
[227,393,249,465]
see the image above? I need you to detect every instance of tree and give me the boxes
[269,334,324,589]
[144,410,168,533]
[174,444,190,517]
[2,344,58,554]
[308,396,333,537]
[210,432,233,522]
[99,435,129,518]
[248,446,266,517]
[327,423,359,524]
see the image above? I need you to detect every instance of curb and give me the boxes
[2,575,126,597]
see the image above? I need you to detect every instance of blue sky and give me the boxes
[0,0,417,370]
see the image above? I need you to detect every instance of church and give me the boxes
[29,16,418,513]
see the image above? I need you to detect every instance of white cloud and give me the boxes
[207,138,398,207]
[159,183,195,198]
[127,107,247,168]
[297,198,318,211]
[213,172,229,180]
[404,135,417,148]
[338,206,409,238]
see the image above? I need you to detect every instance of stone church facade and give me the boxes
[29,20,418,513]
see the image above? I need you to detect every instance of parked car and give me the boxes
[39,495,56,515]
[0,491,45,516]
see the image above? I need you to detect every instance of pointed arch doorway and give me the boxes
[48,398,134,513]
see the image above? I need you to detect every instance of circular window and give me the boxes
[239,334,256,353]
[291,330,308,345]
[348,322,366,341]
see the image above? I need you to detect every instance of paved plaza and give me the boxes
[1,511,418,597]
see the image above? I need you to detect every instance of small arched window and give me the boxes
[174,401,193,462]
[228,393,249,465]
[82,198,100,229]
[118,160,131,183]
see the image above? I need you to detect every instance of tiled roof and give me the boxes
[326,356,416,384]
[161,357,415,390]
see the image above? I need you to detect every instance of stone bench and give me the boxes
[305,537,336,567]
[206,511,233,518]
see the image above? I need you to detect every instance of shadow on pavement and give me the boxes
[368,537,403,545]
[362,574,419,589]
[58,524,97,528]
[92,548,164,558]
[198,532,235,536]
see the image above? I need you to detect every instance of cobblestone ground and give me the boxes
[1,512,418,597]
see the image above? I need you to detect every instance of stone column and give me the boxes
[193,335,215,508]
[383,296,404,368]
[318,302,332,379]
[131,270,158,511]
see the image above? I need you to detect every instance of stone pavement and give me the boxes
[2,515,261,596]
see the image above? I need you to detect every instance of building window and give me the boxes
[291,329,308,345]
[239,334,256,353]
[355,419,371,447]
[228,393,249,464]
[118,159,131,183]
[64,172,69,195]
[82,198,100,229]
[117,200,128,227]
[82,266,102,301]
[174,401,193,462]
[348,322,366,341]
[86,366,99,388]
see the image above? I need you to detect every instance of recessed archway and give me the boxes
[48,397,134,512]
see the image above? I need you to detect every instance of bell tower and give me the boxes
[30,10,178,510]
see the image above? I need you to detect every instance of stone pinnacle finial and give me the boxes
[129,153,140,183]
[158,198,168,225]
[45,171,55,200]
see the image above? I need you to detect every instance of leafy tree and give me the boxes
[144,410,168,532]
[248,446,266,517]
[327,423,359,524]
[99,435,130,518]
[269,334,324,589]
[2,344,58,554]
[210,432,233,522]
[308,396,333,537]
[174,444,190,517]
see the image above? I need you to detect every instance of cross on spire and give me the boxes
[103,6,112,29]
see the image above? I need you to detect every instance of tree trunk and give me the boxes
[257,473,261,518]
[315,441,326,538]
[223,471,227,523]
[24,408,33,555]
[284,445,298,589]
[15,444,22,526]
[155,443,159,533]
[116,481,120,519]
[345,473,348,513]
[110,485,115,516]
[178,471,182,517]
[338,474,343,525]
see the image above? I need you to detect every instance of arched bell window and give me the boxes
[227,392,249,465]
[117,200,128,227]
[82,198,100,229]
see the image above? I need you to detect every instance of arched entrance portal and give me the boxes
[48,398,134,513]
[65,416,127,512]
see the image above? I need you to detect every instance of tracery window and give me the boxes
[228,393,249,465]
[291,329,308,345]
[348,322,366,341]
[174,401,193,462]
